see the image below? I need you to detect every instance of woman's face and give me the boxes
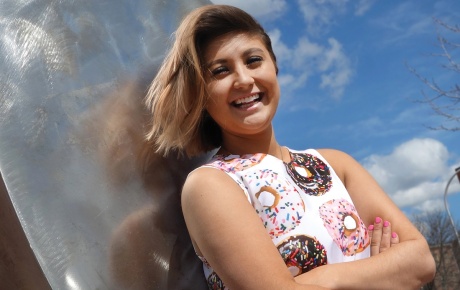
[204,32,280,139]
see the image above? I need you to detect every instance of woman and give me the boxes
[145,4,435,290]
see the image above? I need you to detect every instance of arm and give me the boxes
[295,149,435,289]
[182,167,329,290]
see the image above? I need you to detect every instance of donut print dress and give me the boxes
[196,148,370,290]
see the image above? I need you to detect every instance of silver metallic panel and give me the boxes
[0,0,211,289]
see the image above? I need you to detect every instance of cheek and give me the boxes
[204,95,222,119]
[206,82,220,100]
[206,83,229,108]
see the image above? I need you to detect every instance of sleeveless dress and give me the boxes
[195,148,370,289]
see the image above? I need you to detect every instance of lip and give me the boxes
[230,92,264,105]
[231,94,264,111]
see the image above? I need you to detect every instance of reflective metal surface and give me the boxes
[0,0,211,289]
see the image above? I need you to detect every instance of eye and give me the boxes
[247,56,263,67]
[210,66,229,76]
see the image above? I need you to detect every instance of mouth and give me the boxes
[232,93,263,109]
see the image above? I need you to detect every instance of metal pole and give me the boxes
[443,167,460,245]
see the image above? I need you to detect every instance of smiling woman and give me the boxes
[144,4,435,290]
[204,32,280,141]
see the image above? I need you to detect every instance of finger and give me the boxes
[368,224,374,240]
[370,217,383,256]
[368,224,375,256]
[379,220,391,253]
[391,232,399,246]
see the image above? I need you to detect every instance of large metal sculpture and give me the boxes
[0,0,210,288]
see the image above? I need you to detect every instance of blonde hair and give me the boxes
[145,5,278,157]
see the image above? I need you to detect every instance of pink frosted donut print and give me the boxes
[210,153,266,173]
[247,169,305,238]
[319,198,370,256]
[285,153,332,196]
[277,235,327,276]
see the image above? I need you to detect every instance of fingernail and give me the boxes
[375,217,382,223]
[383,221,390,227]
[392,232,397,238]
[368,225,374,231]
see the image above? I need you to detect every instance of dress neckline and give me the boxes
[213,148,291,164]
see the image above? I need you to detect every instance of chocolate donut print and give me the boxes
[319,198,370,256]
[285,153,332,196]
[207,272,224,290]
[277,235,328,276]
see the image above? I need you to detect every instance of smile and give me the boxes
[232,93,263,108]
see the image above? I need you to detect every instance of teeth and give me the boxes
[234,94,260,105]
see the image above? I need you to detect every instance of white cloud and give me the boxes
[292,37,323,66]
[362,138,460,211]
[391,181,446,208]
[268,29,291,65]
[269,30,315,95]
[280,36,352,99]
[318,38,352,98]
[278,72,310,93]
[210,0,287,19]
[297,0,348,35]
[354,0,376,16]
[371,2,434,45]
[414,199,446,214]
[296,0,376,34]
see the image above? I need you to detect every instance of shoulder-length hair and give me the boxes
[145,4,278,157]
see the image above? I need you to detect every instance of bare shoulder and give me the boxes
[316,148,351,161]
[316,148,380,190]
[182,166,242,200]
[315,148,359,180]
[181,165,250,220]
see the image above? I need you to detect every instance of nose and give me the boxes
[233,66,254,89]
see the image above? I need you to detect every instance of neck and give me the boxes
[219,127,283,160]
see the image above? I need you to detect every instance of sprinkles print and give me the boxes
[277,235,328,276]
[207,272,225,290]
[319,198,370,256]
[247,169,305,238]
[285,153,332,196]
[210,153,266,173]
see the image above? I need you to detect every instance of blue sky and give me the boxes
[210,0,460,222]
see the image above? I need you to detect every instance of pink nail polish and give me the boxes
[375,217,382,223]
[383,221,390,227]
[392,232,397,238]
[368,225,374,231]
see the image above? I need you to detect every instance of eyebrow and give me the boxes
[206,47,265,68]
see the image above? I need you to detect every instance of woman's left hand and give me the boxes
[368,216,399,255]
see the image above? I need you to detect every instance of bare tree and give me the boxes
[412,210,460,289]
[408,18,460,131]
